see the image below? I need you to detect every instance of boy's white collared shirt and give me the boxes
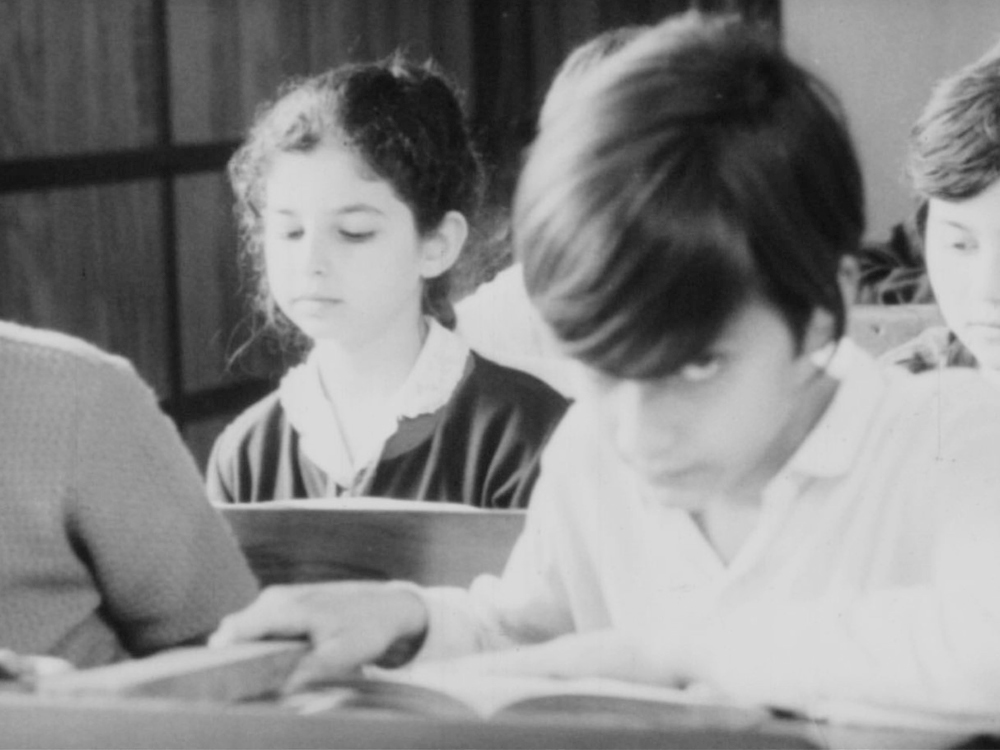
[417,339,1000,715]
[279,318,470,493]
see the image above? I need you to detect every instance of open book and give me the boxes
[37,643,772,730]
[283,662,1000,739]
[281,663,773,730]
[37,642,1000,741]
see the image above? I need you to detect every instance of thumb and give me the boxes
[282,641,365,694]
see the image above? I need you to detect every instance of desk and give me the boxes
[847,304,944,356]
[0,691,988,750]
[221,502,526,587]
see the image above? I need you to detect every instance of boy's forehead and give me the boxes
[929,179,1000,227]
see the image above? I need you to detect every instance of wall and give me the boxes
[784,0,1000,243]
[2,0,722,468]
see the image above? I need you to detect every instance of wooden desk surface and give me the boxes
[10,643,989,750]
[0,691,985,750]
[847,304,944,356]
[221,503,526,588]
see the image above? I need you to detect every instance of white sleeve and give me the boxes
[414,420,581,661]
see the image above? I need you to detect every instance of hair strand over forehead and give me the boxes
[515,11,864,379]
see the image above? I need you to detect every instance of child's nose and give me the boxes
[303,233,332,276]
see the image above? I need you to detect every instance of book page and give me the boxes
[365,663,769,723]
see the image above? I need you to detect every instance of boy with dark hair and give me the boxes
[455,24,650,395]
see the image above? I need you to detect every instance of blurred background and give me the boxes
[1,0,998,468]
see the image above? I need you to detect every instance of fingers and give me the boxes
[209,586,315,647]
[282,641,365,694]
[208,581,431,692]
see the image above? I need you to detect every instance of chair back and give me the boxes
[848,304,944,356]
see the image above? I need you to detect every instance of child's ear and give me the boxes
[802,306,838,356]
[419,211,468,279]
[838,255,860,306]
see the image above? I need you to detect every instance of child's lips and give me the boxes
[627,455,700,484]
[294,295,342,305]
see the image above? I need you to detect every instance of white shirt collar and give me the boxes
[279,319,471,490]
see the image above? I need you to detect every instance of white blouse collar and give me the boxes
[278,319,470,490]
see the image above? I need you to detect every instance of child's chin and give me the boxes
[638,477,715,511]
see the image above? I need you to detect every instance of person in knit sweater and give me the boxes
[0,321,258,669]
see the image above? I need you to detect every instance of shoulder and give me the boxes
[917,366,1000,430]
[885,368,1000,528]
[541,403,613,466]
[886,364,1000,421]
[211,390,286,458]
[460,353,570,416]
[531,402,636,517]
[0,321,152,410]
[0,320,135,377]
[455,265,529,324]
[873,364,1000,482]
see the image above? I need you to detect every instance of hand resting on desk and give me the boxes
[209,582,429,693]
[211,583,706,696]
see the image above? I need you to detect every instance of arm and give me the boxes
[433,497,1000,714]
[209,581,429,692]
[413,449,580,661]
[421,629,694,687]
[68,358,259,656]
[210,417,584,685]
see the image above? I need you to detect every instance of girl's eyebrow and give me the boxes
[938,219,969,229]
[335,204,384,217]
[265,205,385,216]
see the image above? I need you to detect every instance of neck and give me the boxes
[312,317,429,405]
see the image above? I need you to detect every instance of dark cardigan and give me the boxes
[206,353,569,509]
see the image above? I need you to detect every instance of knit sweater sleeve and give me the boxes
[66,356,259,656]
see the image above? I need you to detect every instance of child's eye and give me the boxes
[340,228,376,242]
[939,230,977,253]
[267,223,303,241]
[678,354,722,382]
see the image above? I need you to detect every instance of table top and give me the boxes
[0,690,989,750]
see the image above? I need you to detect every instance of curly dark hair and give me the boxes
[228,53,484,345]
